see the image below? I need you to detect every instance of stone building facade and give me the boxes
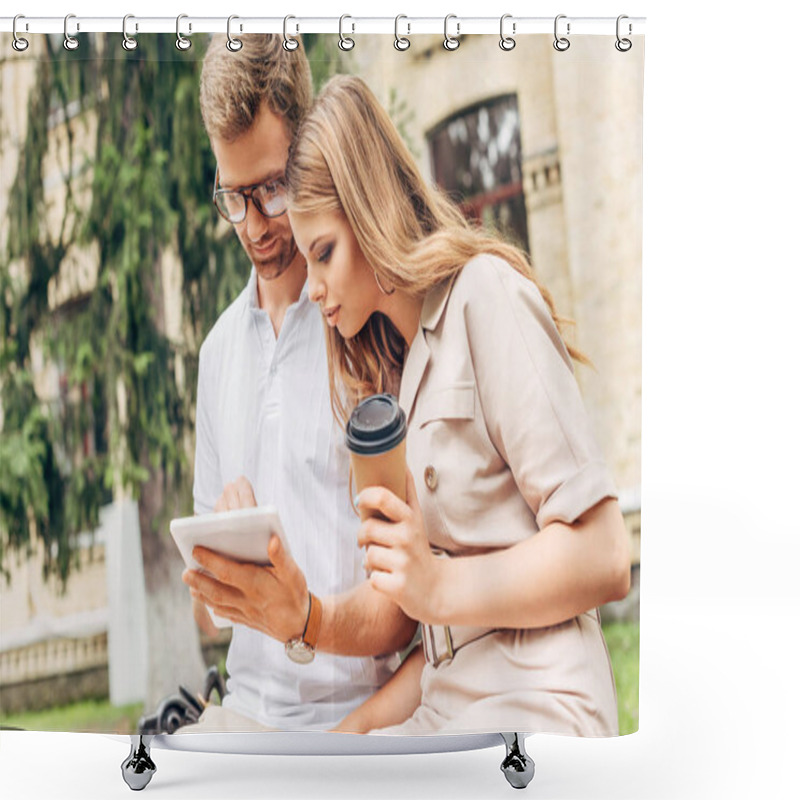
[1,40,151,713]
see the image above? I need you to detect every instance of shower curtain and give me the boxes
[0,23,643,745]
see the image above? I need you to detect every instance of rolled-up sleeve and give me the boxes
[462,256,617,528]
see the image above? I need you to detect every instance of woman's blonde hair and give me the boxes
[286,75,585,426]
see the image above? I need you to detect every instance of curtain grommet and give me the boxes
[553,14,570,52]
[283,15,299,51]
[176,14,192,51]
[339,14,355,51]
[499,14,516,51]
[226,15,243,52]
[443,14,460,51]
[63,13,79,51]
[122,14,138,51]
[615,15,633,52]
[12,14,30,51]
[394,14,410,51]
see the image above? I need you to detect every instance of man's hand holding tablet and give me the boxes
[171,506,291,629]
[176,476,312,650]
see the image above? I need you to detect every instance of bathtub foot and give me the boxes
[121,735,157,791]
[500,733,534,789]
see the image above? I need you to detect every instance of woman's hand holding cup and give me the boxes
[356,468,446,626]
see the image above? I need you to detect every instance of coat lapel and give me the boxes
[398,323,430,421]
[398,275,456,421]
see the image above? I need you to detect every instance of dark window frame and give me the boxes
[427,93,529,251]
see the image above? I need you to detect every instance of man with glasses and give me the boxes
[181,34,415,732]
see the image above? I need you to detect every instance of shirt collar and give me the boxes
[246,266,311,312]
[245,267,259,309]
[399,275,456,420]
[420,273,457,332]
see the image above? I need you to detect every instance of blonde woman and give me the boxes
[285,75,631,736]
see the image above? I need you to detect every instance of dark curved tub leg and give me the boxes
[500,733,535,789]
[121,735,157,791]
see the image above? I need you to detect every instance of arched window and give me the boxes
[428,94,529,252]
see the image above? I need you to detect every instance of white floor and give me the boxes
[3,593,798,800]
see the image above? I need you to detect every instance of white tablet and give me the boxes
[170,506,290,628]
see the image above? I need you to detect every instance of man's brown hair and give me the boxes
[199,34,312,143]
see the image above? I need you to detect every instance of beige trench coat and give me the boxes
[377,253,620,737]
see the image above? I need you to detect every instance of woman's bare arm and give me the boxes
[333,645,425,733]
[435,497,631,628]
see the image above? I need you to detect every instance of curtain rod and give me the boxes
[2,15,646,37]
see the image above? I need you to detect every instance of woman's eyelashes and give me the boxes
[316,242,333,264]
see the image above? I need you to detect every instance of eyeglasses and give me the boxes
[212,166,288,224]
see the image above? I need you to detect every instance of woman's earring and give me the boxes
[374,271,396,296]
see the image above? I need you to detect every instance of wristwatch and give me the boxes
[285,592,322,664]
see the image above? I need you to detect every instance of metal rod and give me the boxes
[0,15,646,36]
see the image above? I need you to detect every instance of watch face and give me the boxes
[285,639,315,664]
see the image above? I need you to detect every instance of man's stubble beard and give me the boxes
[248,233,300,283]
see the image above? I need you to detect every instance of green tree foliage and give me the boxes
[0,34,247,586]
[1,33,400,590]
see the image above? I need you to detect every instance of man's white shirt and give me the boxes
[194,267,398,729]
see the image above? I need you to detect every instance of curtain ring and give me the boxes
[443,14,460,51]
[226,15,243,51]
[499,14,516,51]
[176,14,192,51]
[339,15,355,51]
[283,15,299,51]
[394,15,410,51]
[12,15,29,52]
[615,15,633,52]
[553,14,570,52]
[63,13,79,51]
[122,14,138,51]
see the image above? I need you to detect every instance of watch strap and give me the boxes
[303,592,322,650]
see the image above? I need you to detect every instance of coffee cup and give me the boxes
[345,393,407,519]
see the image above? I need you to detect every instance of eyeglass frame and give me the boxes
[212,166,289,224]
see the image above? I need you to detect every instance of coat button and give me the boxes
[424,465,438,491]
